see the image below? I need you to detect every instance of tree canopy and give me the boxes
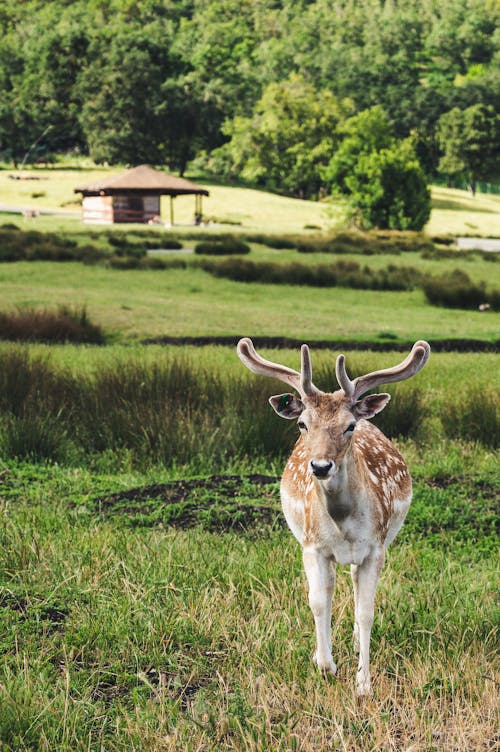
[0,0,498,211]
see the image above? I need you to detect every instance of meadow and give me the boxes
[0,169,499,751]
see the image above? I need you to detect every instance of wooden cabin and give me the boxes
[74,165,209,225]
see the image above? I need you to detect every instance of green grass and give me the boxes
[0,165,499,750]
[0,261,498,343]
[0,447,497,751]
[1,166,500,236]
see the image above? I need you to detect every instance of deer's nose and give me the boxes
[309,460,334,478]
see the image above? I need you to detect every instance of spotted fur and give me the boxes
[237,338,430,695]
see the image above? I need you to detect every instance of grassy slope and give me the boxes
[1,166,500,235]
[0,260,498,343]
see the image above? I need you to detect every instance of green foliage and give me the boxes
[422,269,500,310]
[437,103,500,191]
[212,74,353,197]
[0,0,498,185]
[194,238,250,255]
[324,106,393,193]
[344,141,431,230]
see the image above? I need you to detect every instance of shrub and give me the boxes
[0,306,105,344]
[144,238,183,250]
[198,257,420,291]
[107,255,142,269]
[194,239,250,255]
[345,143,431,231]
[296,231,434,256]
[244,234,297,249]
[422,270,499,310]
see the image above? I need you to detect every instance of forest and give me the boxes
[0,0,499,211]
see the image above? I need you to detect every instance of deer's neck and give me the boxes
[314,447,359,524]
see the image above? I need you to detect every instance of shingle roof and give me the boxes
[75,165,209,196]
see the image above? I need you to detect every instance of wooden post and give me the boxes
[169,195,174,226]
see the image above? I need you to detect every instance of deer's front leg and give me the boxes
[355,548,385,696]
[302,546,336,674]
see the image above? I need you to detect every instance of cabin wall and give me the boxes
[81,194,161,224]
[81,195,113,224]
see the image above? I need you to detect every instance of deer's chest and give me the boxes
[280,485,374,566]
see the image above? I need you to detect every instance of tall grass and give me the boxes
[0,306,105,344]
[0,347,497,469]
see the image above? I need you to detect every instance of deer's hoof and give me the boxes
[356,677,371,696]
[313,651,337,675]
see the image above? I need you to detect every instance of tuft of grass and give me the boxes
[0,306,105,344]
[0,346,497,470]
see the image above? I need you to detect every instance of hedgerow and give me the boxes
[422,270,500,310]
[194,238,251,255]
[198,257,420,291]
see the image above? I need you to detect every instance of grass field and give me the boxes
[0,261,498,343]
[0,442,497,751]
[0,166,499,750]
[1,165,500,236]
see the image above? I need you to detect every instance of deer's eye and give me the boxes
[298,420,307,431]
[344,422,356,434]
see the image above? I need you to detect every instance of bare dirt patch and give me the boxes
[92,474,282,533]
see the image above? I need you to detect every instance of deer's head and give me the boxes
[237,338,430,481]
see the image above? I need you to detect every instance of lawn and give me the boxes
[0,260,498,343]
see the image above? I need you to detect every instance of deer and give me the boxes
[237,337,430,695]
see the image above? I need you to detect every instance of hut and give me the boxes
[74,165,209,225]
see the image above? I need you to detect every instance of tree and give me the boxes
[0,5,90,162]
[344,141,431,230]
[77,23,208,173]
[323,106,393,193]
[218,74,353,197]
[437,103,500,193]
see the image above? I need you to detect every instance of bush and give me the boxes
[194,239,250,255]
[244,234,297,249]
[345,143,431,231]
[144,238,183,250]
[296,230,434,256]
[0,306,105,344]
[422,270,499,310]
[198,257,420,291]
[0,228,107,263]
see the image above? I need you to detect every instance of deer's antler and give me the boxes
[335,341,430,400]
[237,337,320,397]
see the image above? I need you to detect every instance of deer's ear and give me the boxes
[269,393,304,419]
[353,393,391,420]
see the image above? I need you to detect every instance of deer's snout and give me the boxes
[309,459,335,478]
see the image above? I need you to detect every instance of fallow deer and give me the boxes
[237,338,430,695]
